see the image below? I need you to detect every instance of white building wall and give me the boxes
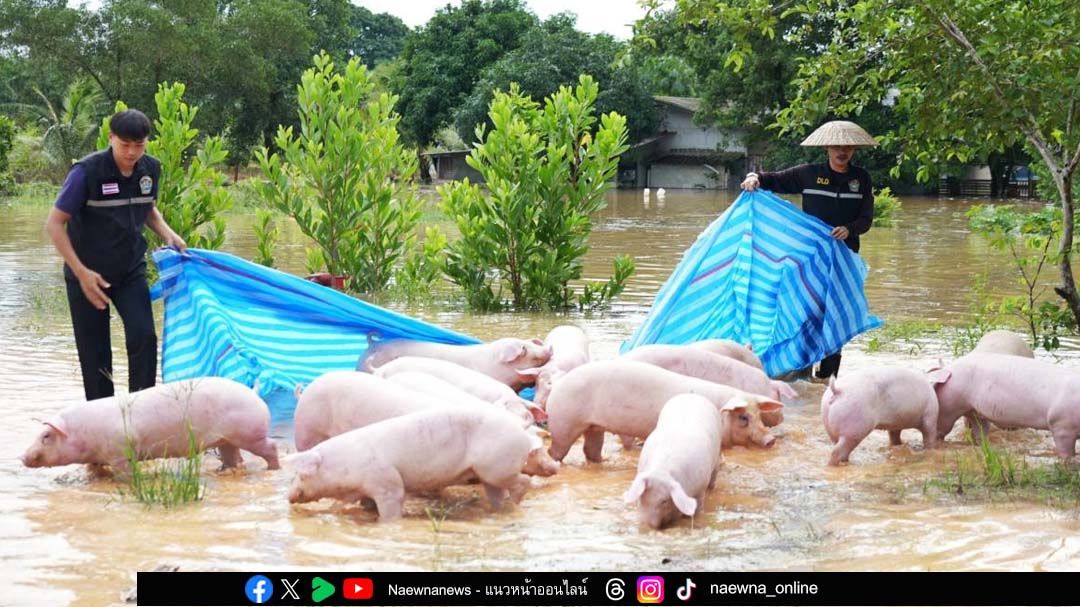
[659,110,746,153]
[648,163,728,189]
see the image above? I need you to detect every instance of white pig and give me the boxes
[286,407,559,520]
[358,337,552,390]
[21,377,279,473]
[690,339,764,370]
[517,325,591,409]
[624,394,724,529]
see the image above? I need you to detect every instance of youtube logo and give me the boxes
[343,578,374,600]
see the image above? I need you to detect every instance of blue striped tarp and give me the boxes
[150,248,479,419]
[621,190,882,377]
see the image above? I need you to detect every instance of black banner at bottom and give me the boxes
[136,571,1076,606]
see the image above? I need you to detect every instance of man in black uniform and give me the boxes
[45,109,187,400]
[740,120,877,380]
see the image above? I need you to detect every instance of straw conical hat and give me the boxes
[800,120,878,147]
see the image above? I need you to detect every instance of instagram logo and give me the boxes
[636,576,664,604]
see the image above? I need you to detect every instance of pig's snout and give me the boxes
[20,451,41,467]
[759,434,776,448]
[524,450,559,477]
[287,483,307,503]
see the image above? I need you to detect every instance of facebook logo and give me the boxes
[245,575,274,604]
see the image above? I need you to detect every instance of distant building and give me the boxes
[619,96,748,189]
[423,96,749,190]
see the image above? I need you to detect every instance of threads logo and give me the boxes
[636,576,664,604]
[244,575,273,604]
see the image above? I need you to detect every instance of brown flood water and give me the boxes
[1,189,1079,606]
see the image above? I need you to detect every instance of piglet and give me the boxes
[359,337,552,390]
[545,360,783,463]
[287,407,558,520]
[21,377,279,473]
[820,367,939,466]
[622,344,795,425]
[690,339,764,371]
[371,356,544,422]
[384,371,539,426]
[930,352,1080,457]
[517,325,591,409]
[972,330,1034,358]
[624,394,723,529]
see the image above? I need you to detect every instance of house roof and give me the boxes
[654,96,702,114]
[423,149,471,158]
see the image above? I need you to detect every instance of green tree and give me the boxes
[255,53,421,293]
[711,0,1080,328]
[349,4,410,67]
[393,0,537,148]
[5,77,104,179]
[0,114,15,193]
[439,76,634,311]
[454,14,658,145]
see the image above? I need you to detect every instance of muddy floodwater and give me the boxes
[1,189,1078,606]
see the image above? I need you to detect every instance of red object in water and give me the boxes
[305,273,348,291]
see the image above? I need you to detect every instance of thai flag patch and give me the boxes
[102,183,120,195]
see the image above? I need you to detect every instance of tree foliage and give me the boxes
[255,53,421,294]
[393,0,537,147]
[454,14,658,145]
[349,4,410,67]
[439,76,633,311]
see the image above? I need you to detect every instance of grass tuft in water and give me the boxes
[927,438,1080,507]
[117,423,206,507]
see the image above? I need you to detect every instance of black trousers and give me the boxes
[65,271,157,400]
[816,350,842,378]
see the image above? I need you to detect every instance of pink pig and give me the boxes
[21,377,279,473]
[972,330,1034,358]
[930,352,1080,457]
[820,367,939,466]
[517,325,591,409]
[371,356,545,422]
[293,371,443,451]
[624,394,724,529]
[358,337,552,391]
[545,360,783,463]
[622,344,795,426]
[690,339,764,371]
[286,407,558,520]
[383,371,539,426]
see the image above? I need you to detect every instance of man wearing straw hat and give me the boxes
[740,120,877,380]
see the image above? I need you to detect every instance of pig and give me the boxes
[21,377,279,473]
[624,394,724,529]
[383,371,539,426]
[517,325,591,409]
[820,366,939,466]
[545,360,784,463]
[972,330,1035,358]
[929,353,1080,457]
[358,336,553,390]
[622,344,796,426]
[370,356,545,422]
[286,407,559,520]
[690,339,764,371]
[293,371,446,450]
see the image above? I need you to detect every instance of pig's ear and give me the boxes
[927,369,952,385]
[670,481,697,516]
[624,477,647,503]
[516,367,543,378]
[525,401,548,423]
[284,451,322,477]
[530,338,545,346]
[720,397,749,412]
[43,418,68,439]
[771,381,798,401]
[500,342,527,363]
[757,399,784,413]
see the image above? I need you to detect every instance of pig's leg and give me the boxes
[243,437,281,470]
[828,434,864,466]
[1051,429,1077,459]
[965,413,991,443]
[920,406,939,449]
[483,483,508,511]
[618,434,638,449]
[218,445,244,470]
[505,473,531,503]
[708,468,718,489]
[547,414,589,462]
[86,463,113,478]
[371,485,405,522]
[888,430,903,446]
[582,427,606,463]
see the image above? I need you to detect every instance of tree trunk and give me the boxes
[1053,172,1080,326]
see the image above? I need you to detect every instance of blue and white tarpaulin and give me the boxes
[150,248,478,419]
[621,190,882,377]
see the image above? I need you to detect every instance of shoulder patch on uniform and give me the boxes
[140,175,153,195]
[849,180,860,192]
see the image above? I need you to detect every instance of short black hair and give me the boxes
[109,109,152,141]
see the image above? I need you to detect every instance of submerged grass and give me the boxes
[926,438,1080,507]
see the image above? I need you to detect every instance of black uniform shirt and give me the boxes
[757,163,874,252]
